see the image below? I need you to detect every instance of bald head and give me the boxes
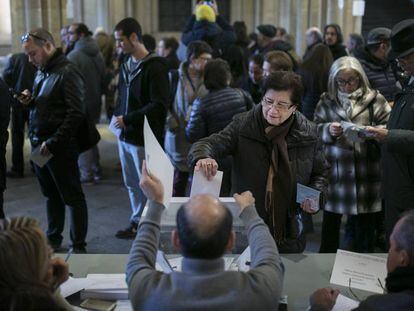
[176,194,233,259]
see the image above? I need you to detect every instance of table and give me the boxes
[58,253,387,311]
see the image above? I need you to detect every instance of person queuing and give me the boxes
[186,58,253,195]
[164,41,212,196]
[323,24,348,60]
[365,19,414,244]
[314,56,391,253]
[189,71,329,253]
[113,18,169,239]
[19,28,89,253]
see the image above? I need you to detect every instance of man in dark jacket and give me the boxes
[2,53,36,178]
[20,28,88,252]
[310,210,414,311]
[67,23,105,184]
[113,18,169,239]
[0,79,11,218]
[354,27,398,103]
[323,24,348,60]
[188,72,329,253]
[181,0,236,58]
[366,19,414,243]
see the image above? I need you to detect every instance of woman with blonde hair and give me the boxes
[0,217,73,310]
[314,56,391,253]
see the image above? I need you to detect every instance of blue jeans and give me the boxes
[118,141,146,224]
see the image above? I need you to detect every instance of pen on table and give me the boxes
[65,248,73,262]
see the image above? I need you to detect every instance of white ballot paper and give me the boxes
[340,121,375,142]
[109,116,122,138]
[30,145,53,167]
[190,169,223,198]
[234,246,251,272]
[332,294,359,311]
[143,116,174,208]
[330,250,387,294]
[296,183,320,212]
[60,277,92,298]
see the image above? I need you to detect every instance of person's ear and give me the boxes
[129,32,138,44]
[225,230,235,252]
[172,230,181,251]
[400,249,410,267]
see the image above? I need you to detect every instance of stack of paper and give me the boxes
[80,274,128,300]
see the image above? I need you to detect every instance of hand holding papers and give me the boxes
[330,250,387,294]
[30,145,53,167]
[109,116,122,138]
[332,294,359,311]
[296,183,320,213]
[340,121,375,142]
[190,169,223,198]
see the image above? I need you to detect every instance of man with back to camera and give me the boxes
[19,28,88,252]
[309,210,414,311]
[125,160,285,311]
[365,19,414,244]
[67,22,105,184]
[112,17,169,239]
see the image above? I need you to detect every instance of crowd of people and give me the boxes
[1,0,414,309]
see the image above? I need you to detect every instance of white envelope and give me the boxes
[190,169,223,198]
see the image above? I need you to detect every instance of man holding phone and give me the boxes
[19,28,88,253]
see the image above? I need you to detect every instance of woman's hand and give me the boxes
[195,158,218,181]
[329,122,343,137]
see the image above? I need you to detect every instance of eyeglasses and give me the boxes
[21,32,47,43]
[261,96,294,111]
[336,76,360,87]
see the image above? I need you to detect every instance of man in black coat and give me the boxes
[2,53,36,178]
[113,18,169,239]
[0,79,11,218]
[366,19,414,243]
[20,28,88,252]
[310,210,414,311]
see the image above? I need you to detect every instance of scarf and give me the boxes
[337,87,364,118]
[264,114,295,243]
[386,266,414,293]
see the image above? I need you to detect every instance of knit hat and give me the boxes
[195,4,216,23]
[366,27,391,45]
[257,24,277,38]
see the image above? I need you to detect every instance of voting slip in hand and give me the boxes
[296,183,320,212]
[190,168,223,198]
[109,116,122,138]
[30,145,53,167]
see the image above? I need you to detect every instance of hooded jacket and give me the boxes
[114,53,169,146]
[67,36,105,122]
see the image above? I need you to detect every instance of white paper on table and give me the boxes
[109,116,122,138]
[296,183,320,211]
[330,250,387,294]
[143,116,174,208]
[190,169,223,198]
[332,294,360,311]
[60,277,92,298]
[30,145,53,167]
[234,246,251,272]
[115,300,133,311]
[85,274,127,290]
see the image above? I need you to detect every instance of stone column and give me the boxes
[10,0,26,52]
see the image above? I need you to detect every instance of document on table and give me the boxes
[143,116,174,208]
[60,277,92,298]
[115,300,133,311]
[332,294,359,311]
[30,145,53,167]
[190,169,223,198]
[109,116,122,138]
[296,183,320,212]
[156,250,173,273]
[330,249,387,294]
[234,246,251,272]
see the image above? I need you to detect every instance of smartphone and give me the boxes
[80,299,116,311]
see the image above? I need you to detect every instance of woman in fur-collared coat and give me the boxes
[314,56,391,253]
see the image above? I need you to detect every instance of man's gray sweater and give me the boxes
[126,201,285,311]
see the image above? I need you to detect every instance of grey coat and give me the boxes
[314,89,391,215]
[67,36,105,122]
